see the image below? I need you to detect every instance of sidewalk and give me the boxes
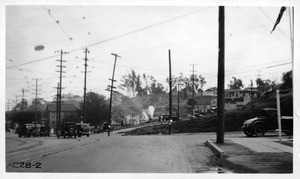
[206,136,293,173]
[230,137,292,153]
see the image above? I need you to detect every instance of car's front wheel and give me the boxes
[244,130,254,137]
[254,124,266,137]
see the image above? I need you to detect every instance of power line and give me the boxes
[41,6,73,40]
[6,7,211,69]
[7,58,31,89]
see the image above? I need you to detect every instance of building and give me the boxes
[203,87,217,96]
[193,96,217,114]
[224,88,258,110]
[190,88,258,114]
[46,102,79,134]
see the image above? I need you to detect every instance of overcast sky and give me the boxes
[4,1,297,107]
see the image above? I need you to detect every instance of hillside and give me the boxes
[124,86,293,135]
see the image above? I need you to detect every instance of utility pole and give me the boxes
[13,95,23,111]
[83,48,90,123]
[55,49,68,132]
[53,83,60,133]
[250,80,253,100]
[107,53,121,136]
[21,89,25,111]
[168,49,172,135]
[32,78,41,129]
[13,96,19,112]
[177,83,180,121]
[288,7,294,62]
[190,64,196,115]
[216,6,225,144]
[20,88,28,111]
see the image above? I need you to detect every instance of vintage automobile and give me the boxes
[76,123,91,137]
[101,122,113,133]
[57,122,77,138]
[16,124,41,137]
[241,108,293,137]
[162,115,180,121]
[39,126,50,137]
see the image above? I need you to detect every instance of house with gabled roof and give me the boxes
[193,95,217,114]
[224,88,258,110]
[46,102,79,134]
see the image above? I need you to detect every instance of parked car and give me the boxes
[162,115,180,121]
[76,123,91,137]
[241,108,293,137]
[16,124,31,137]
[90,125,101,134]
[16,124,39,137]
[39,126,50,137]
[57,122,77,138]
[101,122,112,132]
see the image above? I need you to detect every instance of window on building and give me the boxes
[52,113,55,118]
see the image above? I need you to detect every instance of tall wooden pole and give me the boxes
[56,82,59,133]
[177,84,180,119]
[108,53,120,136]
[289,7,294,62]
[216,6,225,144]
[169,49,172,135]
[83,48,89,123]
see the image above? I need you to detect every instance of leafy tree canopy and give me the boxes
[228,77,244,89]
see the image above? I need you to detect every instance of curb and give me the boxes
[205,139,224,158]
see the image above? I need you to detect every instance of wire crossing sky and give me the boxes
[5,5,295,105]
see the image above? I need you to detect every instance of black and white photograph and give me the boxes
[2,0,299,178]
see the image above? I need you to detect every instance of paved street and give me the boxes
[6,131,293,173]
[6,131,228,173]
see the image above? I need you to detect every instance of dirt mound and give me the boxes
[124,87,292,135]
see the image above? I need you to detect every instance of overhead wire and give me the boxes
[6,7,212,69]
[7,58,31,89]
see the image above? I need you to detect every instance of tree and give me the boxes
[28,98,45,111]
[187,98,197,106]
[228,77,244,89]
[14,99,28,111]
[191,74,206,92]
[11,111,41,125]
[142,74,159,95]
[167,73,206,99]
[255,78,277,96]
[80,92,109,126]
[281,70,292,89]
[112,106,125,124]
[151,82,165,95]
[119,70,144,97]
[136,74,145,96]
